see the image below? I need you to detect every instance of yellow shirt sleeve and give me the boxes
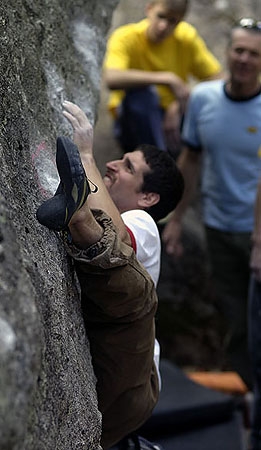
[103,25,138,70]
[176,24,221,80]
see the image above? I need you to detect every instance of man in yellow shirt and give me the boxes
[103,0,222,156]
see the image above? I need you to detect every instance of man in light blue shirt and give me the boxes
[183,78,261,232]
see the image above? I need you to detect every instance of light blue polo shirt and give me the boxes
[182,80,261,232]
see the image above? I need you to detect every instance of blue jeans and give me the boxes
[114,87,166,152]
[249,275,261,450]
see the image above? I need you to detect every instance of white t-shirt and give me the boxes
[121,209,161,388]
[121,209,161,286]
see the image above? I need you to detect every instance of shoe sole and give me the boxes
[56,136,89,223]
[36,136,90,230]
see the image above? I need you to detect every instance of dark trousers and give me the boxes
[205,226,252,387]
[249,276,261,450]
[114,87,166,153]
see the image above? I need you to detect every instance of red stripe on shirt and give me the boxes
[125,226,137,253]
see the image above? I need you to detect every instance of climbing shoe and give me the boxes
[36,136,95,231]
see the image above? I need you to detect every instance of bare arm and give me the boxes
[203,70,225,81]
[250,180,261,281]
[163,101,183,153]
[104,68,190,112]
[162,147,201,256]
[62,101,131,246]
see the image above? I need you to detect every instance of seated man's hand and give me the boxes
[169,74,190,114]
[63,101,93,156]
[163,101,182,155]
[162,217,183,257]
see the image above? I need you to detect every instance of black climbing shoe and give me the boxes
[36,136,94,231]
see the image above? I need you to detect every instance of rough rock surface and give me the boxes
[0,1,118,449]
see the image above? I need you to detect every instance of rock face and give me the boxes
[0,1,118,449]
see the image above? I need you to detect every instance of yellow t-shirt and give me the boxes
[103,19,221,115]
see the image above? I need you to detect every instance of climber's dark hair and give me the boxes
[138,144,184,222]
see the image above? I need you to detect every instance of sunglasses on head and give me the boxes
[236,18,261,31]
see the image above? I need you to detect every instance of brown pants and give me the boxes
[64,210,159,449]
